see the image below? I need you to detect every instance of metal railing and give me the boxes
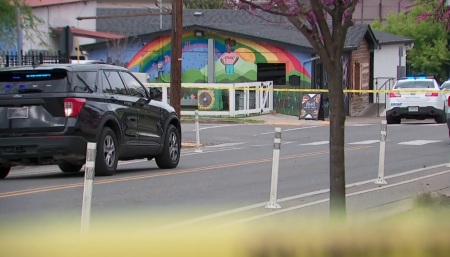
[1,51,65,67]
[374,77,396,117]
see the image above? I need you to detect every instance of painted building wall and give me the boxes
[85,30,313,116]
[124,31,312,87]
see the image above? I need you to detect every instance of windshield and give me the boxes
[0,69,71,95]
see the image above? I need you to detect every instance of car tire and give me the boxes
[58,163,83,173]
[435,113,446,124]
[95,127,118,176]
[155,124,180,169]
[0,164,11,179]
[386,116,400,124]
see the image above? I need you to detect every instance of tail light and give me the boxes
[425,92,439,97]
[389,92,401,98]
[64,98,86,117]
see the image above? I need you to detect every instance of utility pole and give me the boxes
[170,0,183,116]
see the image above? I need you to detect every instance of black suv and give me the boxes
[0,64,181,178]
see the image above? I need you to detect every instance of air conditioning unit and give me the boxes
[198,90,223,111]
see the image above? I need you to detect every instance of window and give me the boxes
[72,71,97,92]
[0,69,69,95]
[395,80,435,89]
[103,71,128,95]
[120,72,147,98]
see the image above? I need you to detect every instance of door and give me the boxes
[102,70,140,147]
[119,71,161,147]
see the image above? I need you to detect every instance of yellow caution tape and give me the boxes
[145,84,450,94]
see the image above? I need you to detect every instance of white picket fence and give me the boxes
[143,81,274,117]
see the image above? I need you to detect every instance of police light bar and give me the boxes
[401,76,434,80]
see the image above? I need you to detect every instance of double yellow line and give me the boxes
[0,145,371,198]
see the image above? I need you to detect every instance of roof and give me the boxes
[372,31,415,45]
[88,8,378,51]
[25,0,87,7]
[344,23,378,50]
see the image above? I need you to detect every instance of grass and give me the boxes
[413,192,450,210]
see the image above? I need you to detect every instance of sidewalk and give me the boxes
[240,113,384,126]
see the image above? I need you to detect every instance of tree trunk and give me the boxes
[323,60,347,223]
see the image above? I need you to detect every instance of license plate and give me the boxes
[408,106,419,112]
[7,107,29,119]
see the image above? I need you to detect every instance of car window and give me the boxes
[72,71,97,92]
[0,69,70,94]
[103,70,129,95]
[120,71,147,98]
[394,80,436,89]
[441,82,450,90]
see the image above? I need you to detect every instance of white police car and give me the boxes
[386,77,446,124]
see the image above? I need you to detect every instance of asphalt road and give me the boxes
[0,118,449,228]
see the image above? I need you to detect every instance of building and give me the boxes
[372,31,415,106]
[80,9,383,116]
[2,3,415,117]
[353,0,415,23]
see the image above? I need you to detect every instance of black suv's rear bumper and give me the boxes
[0,136,88,165]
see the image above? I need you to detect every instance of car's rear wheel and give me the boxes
[0,164,11,179]
[155,124,180,169]
[95,127,118,176]
[386,115,400,124]
[58,163,83,173]
[435,112,446,124]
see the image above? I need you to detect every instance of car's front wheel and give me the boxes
[95,127,118,176]
[0,164,11,179]
[58,163,83,173]
[155,124,180,169]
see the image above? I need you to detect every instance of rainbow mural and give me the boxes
[127,31,311,85]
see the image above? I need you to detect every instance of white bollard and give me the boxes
[80,142,97,235]
[375,120,388,185]
[265,127,282,209]
[194,110,202,153]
